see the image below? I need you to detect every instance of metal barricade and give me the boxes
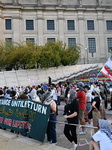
[50,120,98,150]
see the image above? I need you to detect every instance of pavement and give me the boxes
[0,101,112,150]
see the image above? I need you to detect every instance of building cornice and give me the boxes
[1,3,112,13]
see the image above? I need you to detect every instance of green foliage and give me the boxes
[0,40,81,70]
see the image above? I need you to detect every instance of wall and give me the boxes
[0,63,102,87]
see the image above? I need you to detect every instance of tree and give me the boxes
[0,40,81,70]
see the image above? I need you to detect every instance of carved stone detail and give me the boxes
[37,0,42,6]
[57,0,62,6]
[13,0,18,4]
[79,0,82,6]
[97,0,102,6]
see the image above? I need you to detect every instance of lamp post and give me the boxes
[85,47,89,64]
[109,47,112,54]
[82,55,85,64]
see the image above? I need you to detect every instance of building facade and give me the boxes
[0,0,112,64]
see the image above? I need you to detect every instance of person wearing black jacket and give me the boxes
[92,88,101,133]
[63,89,79,150]
[64,83,70,104]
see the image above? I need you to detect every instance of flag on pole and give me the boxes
[100,56,112,79]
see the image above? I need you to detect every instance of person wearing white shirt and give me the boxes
[50,84,57,101]
[50,83,58,115]
[89,119,112,150]
[84,85,92,124]
[29,85,37,100]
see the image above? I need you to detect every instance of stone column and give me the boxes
[78,11,86,63]
[12,16,21,43]
[58,10,64,42]
[37,10,44,45]
[0,9,3,41]
[97,11,106,61]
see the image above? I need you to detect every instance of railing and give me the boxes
[52,64,99,83]
[50,120,98,150]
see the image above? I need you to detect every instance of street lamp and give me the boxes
[109,47,112,57]
[85,47,89,64]
[109,47,112,53]
[82,55,85,64]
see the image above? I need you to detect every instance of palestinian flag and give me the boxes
[100,56,112,79]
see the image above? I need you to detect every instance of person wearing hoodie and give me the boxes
[63,89,79,150]
[89,119,112,150]
[42,91,57,144]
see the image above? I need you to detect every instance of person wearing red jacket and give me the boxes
[76,82,86,134]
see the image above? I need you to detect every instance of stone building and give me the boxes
[0,0,112,64]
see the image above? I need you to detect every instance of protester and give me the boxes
[19,92,28,99]
[57,82,62,105]
[108,84,112,110]
[89,119,112,150]
[63,89,79,150]
[0,78,111,148]
[0,88,4,98]
[76,82,86,134]
[4,88,12,99]
[37,85,43,99]
[91,88,101,133]
[48,76,51,85]
[10,88,17,99]
[29,85,37,100]
[50,84,57,102]
[84,85,92,124]
[99,81,107,119]
[50,83,58,115]
[42,91,57,144]
[64,83,70,104]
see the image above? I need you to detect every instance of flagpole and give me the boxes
[96,72,101,79]
[110,51,112,81]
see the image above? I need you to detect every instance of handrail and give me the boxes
[50,120,98,150]
[50,120,98,129]
[52,65,99,83]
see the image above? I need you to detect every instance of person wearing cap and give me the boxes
[76,82,86,134]
[43,84,49,91]
[42,91,57,144]
[91,88,101,133]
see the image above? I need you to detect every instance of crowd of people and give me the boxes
[0,78,112,150]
